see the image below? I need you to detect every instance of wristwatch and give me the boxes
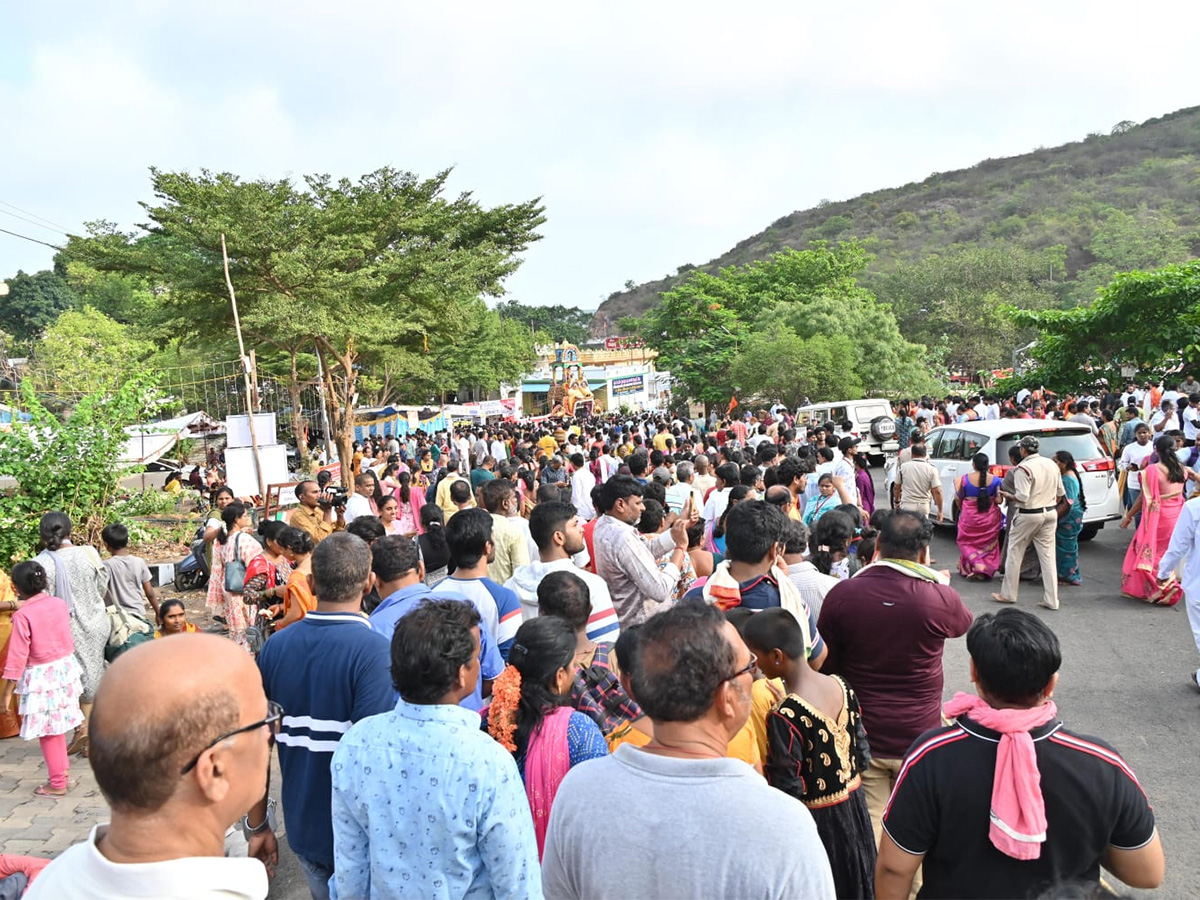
[241,797,277,839]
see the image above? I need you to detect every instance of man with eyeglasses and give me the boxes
[27,634,276,899]
[542,600,835,900]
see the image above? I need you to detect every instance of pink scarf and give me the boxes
[943,692,1057,860]
[524,706,574,860]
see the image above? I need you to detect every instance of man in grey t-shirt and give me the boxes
[541,601,835,900]
[101,523,158,616]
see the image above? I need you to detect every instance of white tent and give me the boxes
[120,412,225,468]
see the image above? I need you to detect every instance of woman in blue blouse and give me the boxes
[486,616,607,858]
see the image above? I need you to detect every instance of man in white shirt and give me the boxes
[1119,424,1155,525]
[506,501,620,642]
[1156,495,1200,690]
[455,433,472,475]
[343,473,377,524]
[1149,398,1180,434]
[598,445,620,483]
[489,433,507,462]
[692,454,717,496]
[28,634,274,900]
[702,463,741,525]
[1183,395,1200,446]
[569,452,597,522]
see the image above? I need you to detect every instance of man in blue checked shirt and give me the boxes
[257,533,395,900]
[331,598,541,900]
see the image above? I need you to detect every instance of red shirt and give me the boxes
[816,565,972,758]
[582,518,600,574]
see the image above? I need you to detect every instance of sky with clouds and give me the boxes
[2,2,1199,309]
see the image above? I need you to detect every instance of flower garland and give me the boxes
[487,664,523,752]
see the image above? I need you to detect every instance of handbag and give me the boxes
[223,533,247,593]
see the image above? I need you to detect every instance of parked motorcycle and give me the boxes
[174,526,210,591]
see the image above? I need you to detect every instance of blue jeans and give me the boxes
[295,854,335,900]
[1124,486,1142,528]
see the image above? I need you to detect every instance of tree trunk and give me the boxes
[317,338,359,486]
[287,346,311,474]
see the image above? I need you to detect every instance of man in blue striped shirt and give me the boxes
[257,532,394,900]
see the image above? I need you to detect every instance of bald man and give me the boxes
[27,634,275,899]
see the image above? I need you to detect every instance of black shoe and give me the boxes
[213,615,227,625]
[1192,672,1200,692]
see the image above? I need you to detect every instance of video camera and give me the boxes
[319,486,350,510]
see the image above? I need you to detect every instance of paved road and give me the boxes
[924,511,1199,898]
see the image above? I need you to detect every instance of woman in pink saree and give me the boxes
[485,617,608,858]
[955,453,1004,580]
[1121,435,1186,605]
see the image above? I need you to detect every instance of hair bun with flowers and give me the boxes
[487,664,522,752]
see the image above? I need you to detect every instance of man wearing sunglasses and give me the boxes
[26,634,275,899]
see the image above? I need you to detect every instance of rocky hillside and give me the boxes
[592,105,1200,336]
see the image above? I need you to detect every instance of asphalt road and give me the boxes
[265,470,1200,899]
[926,512,1200,898]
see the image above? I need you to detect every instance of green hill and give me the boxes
[592,105,1200,357]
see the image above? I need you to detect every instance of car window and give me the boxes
[996,429,1103,463]
[962,431,986,458]
[931,429,967,460]
[852,402,891,423]
[829,407,847,422]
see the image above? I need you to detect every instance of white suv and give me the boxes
[794,399,898,465]
[924,420,1121,540]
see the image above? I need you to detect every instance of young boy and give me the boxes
[101,523,159,617]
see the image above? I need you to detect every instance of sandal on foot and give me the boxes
[991,593,1016,604]
[66,730,88,756]
[34,784,69,798]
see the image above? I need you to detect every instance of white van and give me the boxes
[794,399,898,464]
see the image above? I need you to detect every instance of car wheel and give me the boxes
[1078,524,1099,542]
[870,416,897,441]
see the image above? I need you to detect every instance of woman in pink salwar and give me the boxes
[956,453,1004,581]
[1120,435,1186,604]
[484,616,607,858]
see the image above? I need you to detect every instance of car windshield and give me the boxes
[996,429,1103,463]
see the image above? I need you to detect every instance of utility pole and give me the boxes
[221,234,267,499]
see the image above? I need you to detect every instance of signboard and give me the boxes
[611,374,645,396]
[605,336,645,351]
[225,444,289,498]
[479,400,504,417]
[226,413,277,449]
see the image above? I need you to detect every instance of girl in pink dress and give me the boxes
[0,561,84,797]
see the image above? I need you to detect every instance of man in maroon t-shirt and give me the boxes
[816,510,972,843]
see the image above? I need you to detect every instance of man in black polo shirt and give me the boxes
[876,609,1164,899]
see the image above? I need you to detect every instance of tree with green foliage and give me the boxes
[731,324,861,407]
[0,375,157,563]
[628,270,749,411]
[877,246,1061,373]
[1004,260,1200,391]
[495,300,594,346]
[633,242,935,408]
[28,307,154,401]
[0,269,76,342]
[65,167,545,476]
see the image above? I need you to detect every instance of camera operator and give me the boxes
[288,479,346,544]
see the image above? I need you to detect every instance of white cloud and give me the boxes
[2,1,1199,307]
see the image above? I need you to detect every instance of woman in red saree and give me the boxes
[1121,435,1186,604]
[955,453,1004,580]
[485,616,607,858]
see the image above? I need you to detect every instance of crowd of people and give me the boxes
[0,387,1187,899]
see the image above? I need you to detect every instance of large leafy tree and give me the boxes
[0,269,77,342]
[28,308,154,401]
[66,167,545,475]
[1004,260,1200,390]
[496,300,594,346]
[876,245,1061,373]
[633,242,935,408]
